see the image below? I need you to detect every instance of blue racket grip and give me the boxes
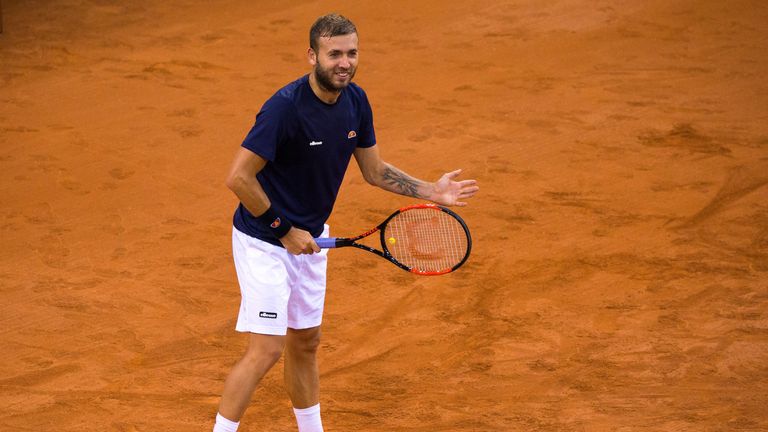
[315,237,338,248]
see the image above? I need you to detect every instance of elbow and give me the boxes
[225,171,247,193]
[224,173,236,191]
[362,172,378,187]
[362,162,387,187]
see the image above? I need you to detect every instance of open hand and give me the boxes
[429,169,479,207]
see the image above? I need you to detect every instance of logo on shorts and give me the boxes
[348,130,357,139]
[259,312,278,319]
[270,217,281,228]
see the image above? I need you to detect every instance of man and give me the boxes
[213,13,478,432]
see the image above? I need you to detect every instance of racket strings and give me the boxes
[385,208,468,272]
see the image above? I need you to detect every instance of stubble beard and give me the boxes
[313,62,356,93]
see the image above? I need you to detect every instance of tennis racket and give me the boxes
[315,203,472,276]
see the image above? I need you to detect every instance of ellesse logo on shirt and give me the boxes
[348,130,357,139]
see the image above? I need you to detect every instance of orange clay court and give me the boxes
[1,1,767,431]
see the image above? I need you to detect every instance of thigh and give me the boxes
[232,227,292,335]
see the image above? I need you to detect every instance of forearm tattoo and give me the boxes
[382,166,425,198]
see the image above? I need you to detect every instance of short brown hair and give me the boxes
[309,14,357,52]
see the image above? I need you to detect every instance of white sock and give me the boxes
[293,404,323,432]
[213,413,240,432]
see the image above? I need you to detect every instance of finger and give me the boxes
[458,179,477,187]
[445,169,462,180]
[311,241,321,254]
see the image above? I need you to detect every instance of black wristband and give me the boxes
[255,206,293,239]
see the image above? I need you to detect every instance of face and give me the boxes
[309,33,359,92]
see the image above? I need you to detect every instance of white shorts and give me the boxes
[231,226,329,335]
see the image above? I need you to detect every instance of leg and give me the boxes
[284,326,322,408]
[218,333,285,421]
[282,227,329,431]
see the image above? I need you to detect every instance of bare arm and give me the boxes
[353,145,479,206]
[225,147,319,254]
[225,147,271,216]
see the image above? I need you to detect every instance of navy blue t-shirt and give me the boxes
[233,75,376,246]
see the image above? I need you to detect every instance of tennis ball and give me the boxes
[388,237,396,245]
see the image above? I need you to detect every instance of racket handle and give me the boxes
[315,237,338,248]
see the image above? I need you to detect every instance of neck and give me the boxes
[308,72,341,104]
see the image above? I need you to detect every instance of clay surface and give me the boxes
[1,1,767,430]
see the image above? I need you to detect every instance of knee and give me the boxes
[288,327,321,355]
[242,339,284,369]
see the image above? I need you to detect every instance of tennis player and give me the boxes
[212,13,479,432]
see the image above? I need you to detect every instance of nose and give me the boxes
[339,55,351,69]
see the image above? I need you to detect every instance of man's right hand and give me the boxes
[279,227,321,255]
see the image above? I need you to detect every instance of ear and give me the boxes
[307,47,317,66]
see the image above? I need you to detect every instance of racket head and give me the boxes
[379,204,472,275]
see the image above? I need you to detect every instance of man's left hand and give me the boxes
[429,169,479,207]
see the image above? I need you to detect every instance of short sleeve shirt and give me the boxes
[233,75,376,246]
